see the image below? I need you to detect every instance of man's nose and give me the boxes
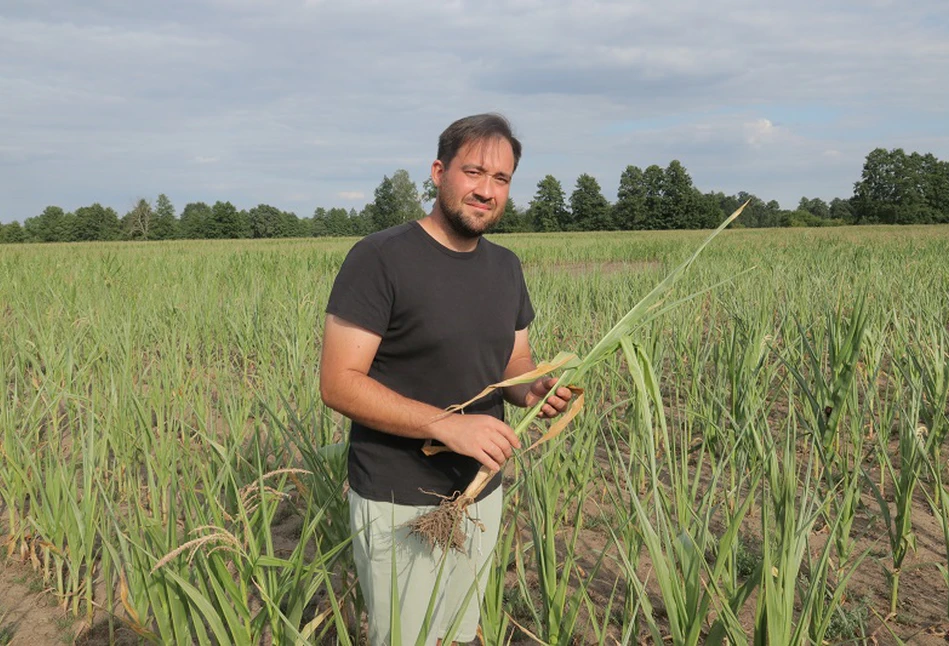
[473,175,495,201]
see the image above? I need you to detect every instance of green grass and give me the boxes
[1,225,949,642]
[825,597,870,643]
[735,536,761,579]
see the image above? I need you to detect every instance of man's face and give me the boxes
[431,137,515,238]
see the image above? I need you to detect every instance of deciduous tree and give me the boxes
[209,201,242,239]
[74,203,120,241]
[249,204,284,238]
[798,197,830,220]
[421,177,437,203]
[24,206,67,242]
[370,169,424,232]
[179,202,212,239]
[326,208,353,236]
[0,221,24,243]
[829,198,855,223]
[124,199,154,240]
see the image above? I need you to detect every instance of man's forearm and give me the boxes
[502,355,537,408]
[321,368,523,470]
[320,369,449,441]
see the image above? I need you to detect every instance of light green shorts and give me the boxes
[349,487,502,646]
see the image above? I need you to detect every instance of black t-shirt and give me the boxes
[325,221,534,505]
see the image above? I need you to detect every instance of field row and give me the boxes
[1,226,948,643]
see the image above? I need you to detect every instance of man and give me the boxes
[320,113,572,645]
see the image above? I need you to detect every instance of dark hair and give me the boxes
[437,113,522,172]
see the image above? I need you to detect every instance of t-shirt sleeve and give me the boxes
[325,239,393,336]
[514,257,535,331]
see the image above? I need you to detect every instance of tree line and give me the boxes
[2,148,947,245]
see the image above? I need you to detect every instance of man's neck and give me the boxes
[417,210,480,253]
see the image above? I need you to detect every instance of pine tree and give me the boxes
[151,194,178,240]
[528,175,568,232]
[570,173,612,231]
[661,160,697,229]
[371,176,398,232]
[614,165,647,230]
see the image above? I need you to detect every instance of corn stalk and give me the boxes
[410,202,750,551]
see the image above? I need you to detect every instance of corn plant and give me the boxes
[602,339,756,645]
[752,420,830,646]
[782,293,868,474]
[478,515,516,645]
[864,401,927,617]
[923,456,949,620]
[512,429,605,645]
[5,224,949,642]
[596,423,646,644]
[898,322,949,457]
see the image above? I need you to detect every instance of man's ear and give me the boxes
[430,159,445,188]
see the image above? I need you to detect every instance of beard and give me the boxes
[438,191,501,239]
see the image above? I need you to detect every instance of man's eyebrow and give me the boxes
[461,163,511,181]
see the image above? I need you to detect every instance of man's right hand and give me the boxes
[429,414,521,472]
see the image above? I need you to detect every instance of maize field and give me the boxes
[1,225,948,644]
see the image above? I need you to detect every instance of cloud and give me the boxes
[745,119,778,147]
[1,0,947,220]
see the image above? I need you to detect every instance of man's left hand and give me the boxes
[524,377,573,419]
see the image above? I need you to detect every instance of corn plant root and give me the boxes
[408,474,493,552]
[407,497,471,552]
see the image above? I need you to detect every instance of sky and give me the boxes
[2,0,948,223]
